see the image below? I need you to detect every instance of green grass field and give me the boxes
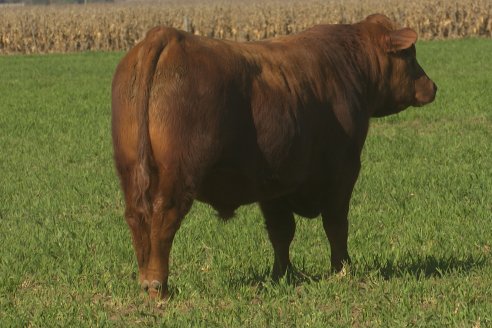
[1,39,491,327]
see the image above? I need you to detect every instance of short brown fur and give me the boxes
[112,14,437,299]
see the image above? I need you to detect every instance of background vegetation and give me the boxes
[1,0,491,54]
[0,36,491,326]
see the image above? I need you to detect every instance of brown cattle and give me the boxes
[112,14,437,299]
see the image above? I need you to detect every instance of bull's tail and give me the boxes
[133,29,169,221]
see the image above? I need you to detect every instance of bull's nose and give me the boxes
[432,82,438,102]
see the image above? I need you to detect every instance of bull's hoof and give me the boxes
[271,263,293,282]
[150,280,162,290]
[140,279,169,300]
[331,254,351,273]
[140,280,150,292]
[148,280,167,299]
[331,258,351,277]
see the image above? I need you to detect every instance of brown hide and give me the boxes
[112,14,437,298]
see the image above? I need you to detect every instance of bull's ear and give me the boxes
[385,28,418,52]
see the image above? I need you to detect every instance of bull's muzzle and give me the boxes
[414,76,437,107]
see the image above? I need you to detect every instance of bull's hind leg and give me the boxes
[259,199,296,280]
[145,172,193,299]
[117,165,152,290]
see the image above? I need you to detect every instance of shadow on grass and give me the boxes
[227,253,488,288]
[367,253,487,280]
[227,265,323,289]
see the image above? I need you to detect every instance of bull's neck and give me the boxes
[311,26,375,146]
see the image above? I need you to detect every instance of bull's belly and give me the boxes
[195,169,327,220]
[195,168,298,219]
[286,192,323,218]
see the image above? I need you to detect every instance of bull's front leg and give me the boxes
[321,207,351,272]
[259,199,296,280]
[321,158,360,273]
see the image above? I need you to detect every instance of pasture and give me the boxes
[0,39,491,326]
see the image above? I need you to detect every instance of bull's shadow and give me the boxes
[227,253,487,288]
[363,253,486,280]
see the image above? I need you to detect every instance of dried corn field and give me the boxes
[0,0,491,54]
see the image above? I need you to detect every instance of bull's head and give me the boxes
[365,14,438,117]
